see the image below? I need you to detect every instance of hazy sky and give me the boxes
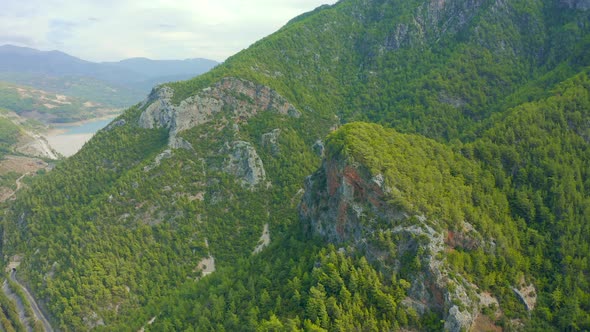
[0,0,338,62]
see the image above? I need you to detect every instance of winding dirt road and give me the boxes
[9,270,53,332]
[14,173,27,192]
[2,280,30,332]
[3,172,30,202]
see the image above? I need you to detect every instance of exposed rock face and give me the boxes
[138,77,299,148]
[299,153,487,332]
[512,279,537,311]
[384,0,489,51]
[300,153,404,243]
[143,149,172,172]
[15,132,59,160]
[223,141,266,188]
[312,139,325,157]
[196,256,216,277]
[253,223,270,254]
[139,86,175,129]
[380,0,548,58]
[104,119,127,131]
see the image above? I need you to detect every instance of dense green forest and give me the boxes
[467,72,590,329]
[0,111,26,193]
[1,0,589,331]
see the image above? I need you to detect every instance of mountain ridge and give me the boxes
[0,44,218,80]
[1,0,589,330]
[0,44,219,110]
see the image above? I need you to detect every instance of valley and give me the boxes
[0,48,219,207]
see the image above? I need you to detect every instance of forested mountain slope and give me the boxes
[1,0,589,331]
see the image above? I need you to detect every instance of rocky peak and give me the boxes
[299,155,394,243]
[139,86,175,129]
[138,77,300,149]
[299,140,493,332]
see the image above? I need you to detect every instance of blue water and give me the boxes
[58,118,115,135]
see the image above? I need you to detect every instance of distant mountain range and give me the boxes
[0,44,218,108]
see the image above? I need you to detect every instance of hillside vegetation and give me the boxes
[1,0,589,331]
[0,81,119,123]
[0,117,20,158]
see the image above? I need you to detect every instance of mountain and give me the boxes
[0,45,133,82]
[0,45,218,109]
[0,45,218,88]
[1,0,589,331]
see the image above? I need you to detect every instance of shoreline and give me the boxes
[45,112,121,136]
[46,133,95,157]
[43,114,120,157]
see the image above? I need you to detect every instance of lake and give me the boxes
[46,117,115,157]
[55,118,115,135]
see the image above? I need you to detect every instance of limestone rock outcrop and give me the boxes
[299,150,492,332]
[139,77,299,149]
[223,141,266,188]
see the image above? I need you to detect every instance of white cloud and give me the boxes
[0,0,338,62]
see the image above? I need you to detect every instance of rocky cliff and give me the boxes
[139,77,300,149]
[299,123,515,332]
[136,76,302,189]
[223,140,267,188]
